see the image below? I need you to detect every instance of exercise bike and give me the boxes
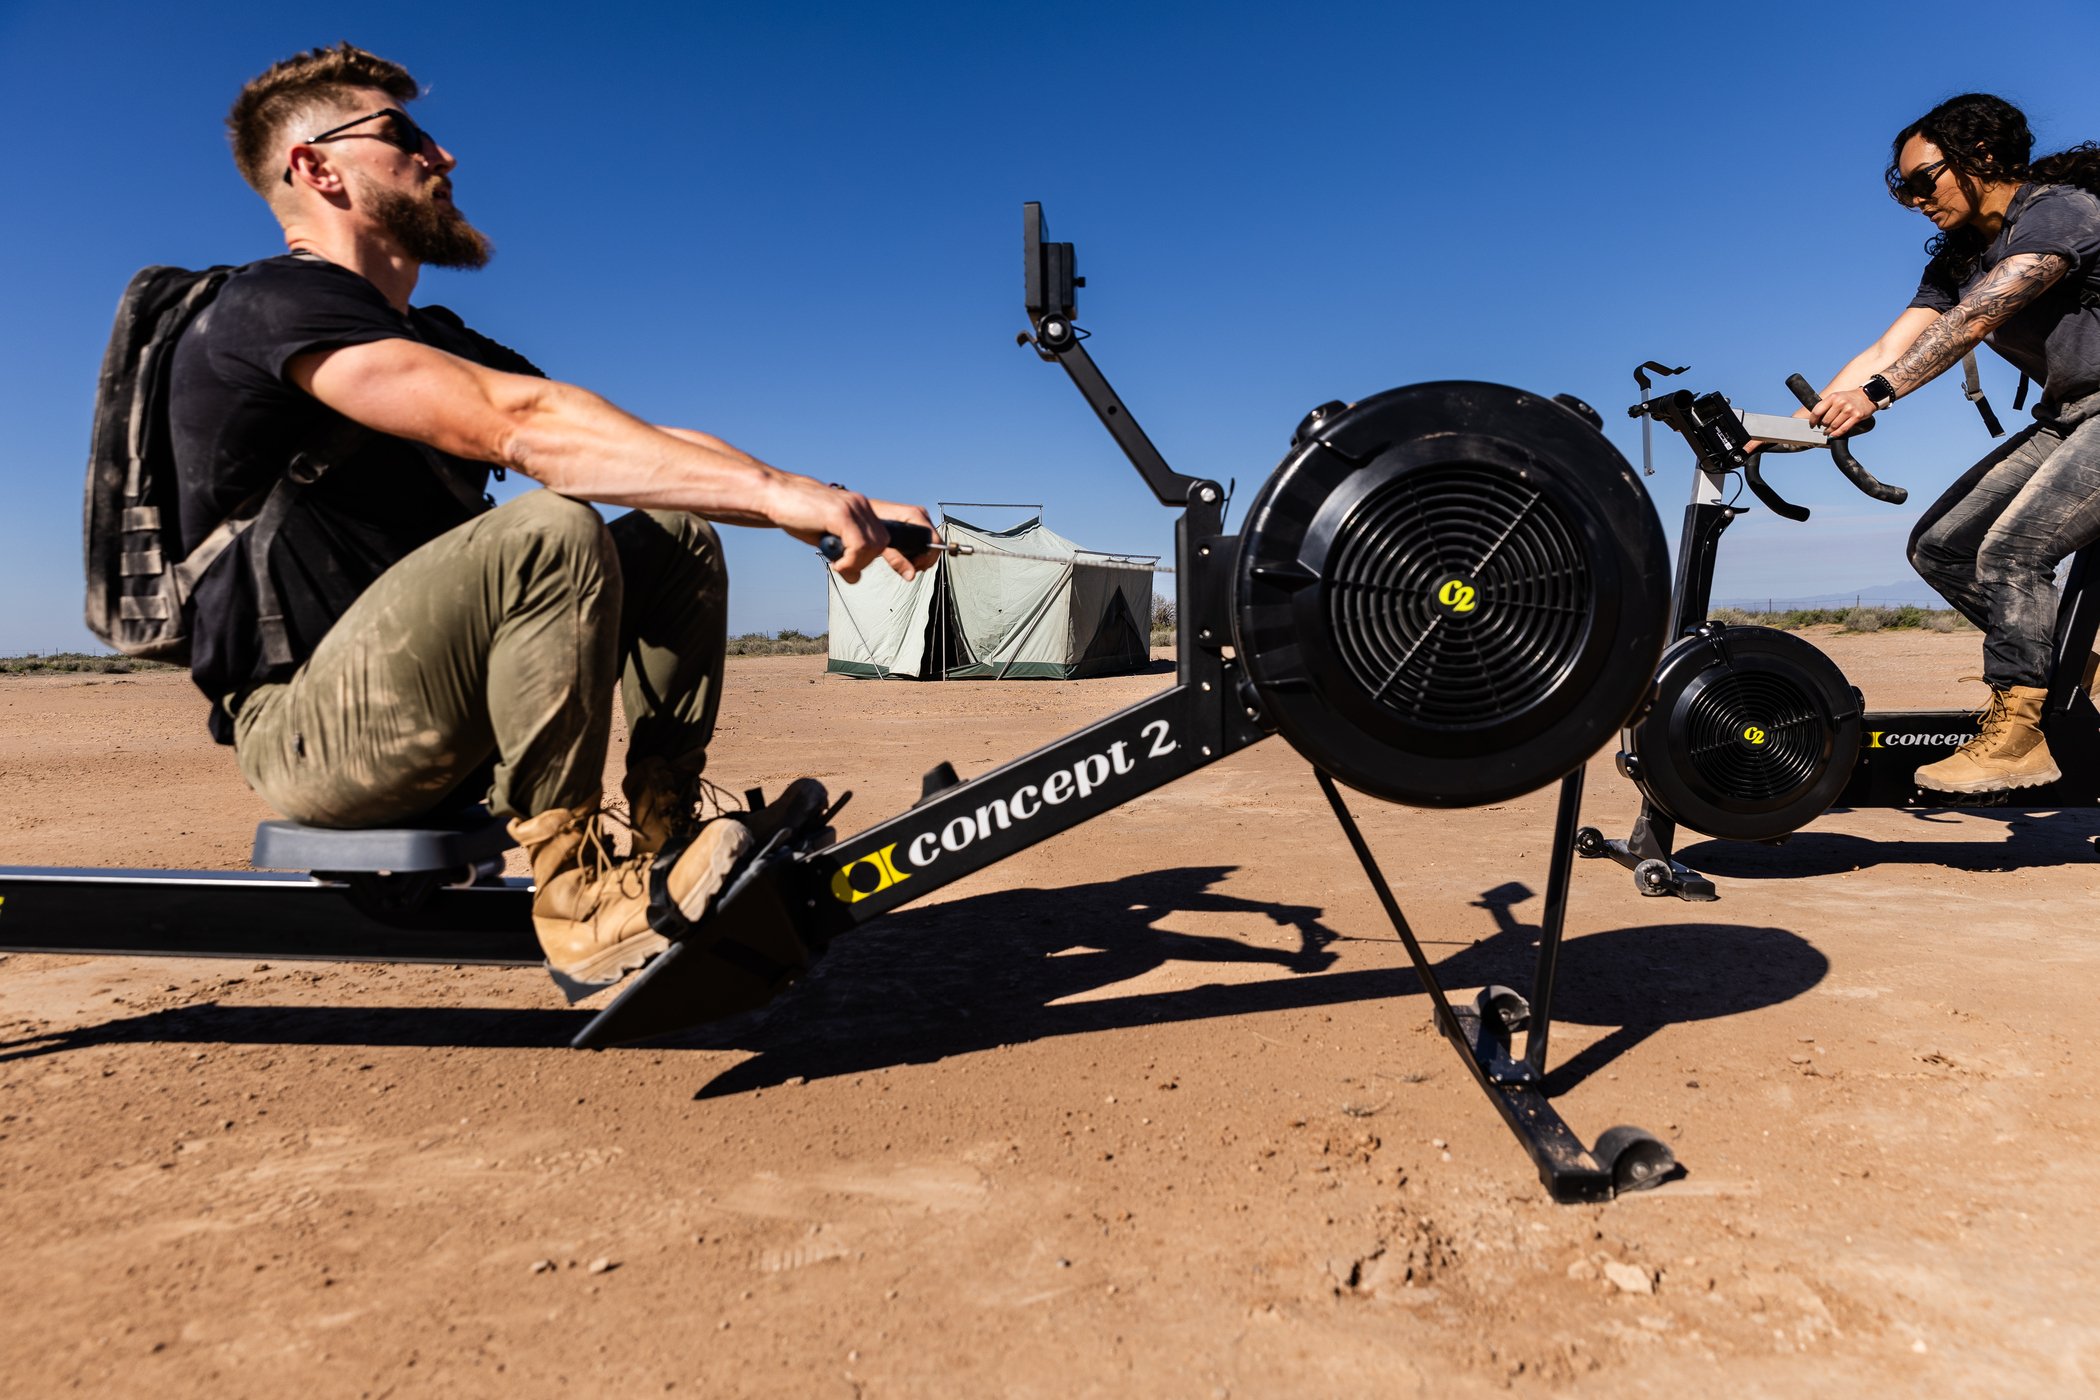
[1577,370,2100,900]
[0,206,1687,1201]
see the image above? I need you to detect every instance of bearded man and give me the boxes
[168,43,935,990]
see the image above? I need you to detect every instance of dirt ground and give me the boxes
[2,630,2096,1398]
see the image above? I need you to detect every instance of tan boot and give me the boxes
[622,756,704,859]
[1913,684,2062,794]
[508,805,753,986]
[625,762,832,859]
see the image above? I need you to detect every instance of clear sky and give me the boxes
[4,0,2097,654]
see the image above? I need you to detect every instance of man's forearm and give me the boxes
[500,381,791,523]
[1882,253,2069,398]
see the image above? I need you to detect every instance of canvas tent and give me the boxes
[826,511,1154,680]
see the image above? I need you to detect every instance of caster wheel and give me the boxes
[1632,859,1674,896]
[1593,1125,1678,1194]
[1574,826,1606,857]
[1473,984,1531,1038]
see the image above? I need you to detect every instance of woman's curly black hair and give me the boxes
[1890,93,2100,283]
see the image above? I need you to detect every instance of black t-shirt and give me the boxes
[167,254,542,740]
[1909,182,2100,406]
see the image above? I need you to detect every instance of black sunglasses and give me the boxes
[1886,156,1951,205]
[282,107,436,185]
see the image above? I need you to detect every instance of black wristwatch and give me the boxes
[1861,374,1896,410]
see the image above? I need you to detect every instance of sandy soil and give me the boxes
[2,631,2097,1398]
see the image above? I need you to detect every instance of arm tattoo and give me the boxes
[1884,252,2070,397]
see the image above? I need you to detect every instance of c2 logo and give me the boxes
[1742,725,1767,745]
[829,844,911,903]
[1436,580,1478,614]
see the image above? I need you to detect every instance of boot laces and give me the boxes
[607,773,743,846]
[1959,677,2014,746]
[690,775,744,824]
[575,807,650,898]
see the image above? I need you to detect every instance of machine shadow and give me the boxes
[1368,883,1828,1097]
[0,865,1339,1064]
[1681,806,2100,880]
[0,870,1828,1093]
[676,875,1825,1099]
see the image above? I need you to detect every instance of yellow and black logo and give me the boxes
[829,844,911,904]
[1867,729,1976,749]
[1730,720,1774,753]
[1431,574,1481,618]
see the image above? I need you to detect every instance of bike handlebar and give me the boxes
[1739,453,1811,522]
[1783,373,1909,505]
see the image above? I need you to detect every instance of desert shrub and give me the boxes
[723,631,829,657]
[1704,607,1968,633]
[0,651,180,675]
[1842,606,1886,633]
[1151,596,1176,648]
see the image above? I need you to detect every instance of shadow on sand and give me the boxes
[1681,804,2100,880]
[1,867,1827,1099]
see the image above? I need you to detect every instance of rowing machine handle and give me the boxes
[1785,374,1910,505]
[818,520,936,563]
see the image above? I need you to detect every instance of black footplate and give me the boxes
[571,790,841,1048]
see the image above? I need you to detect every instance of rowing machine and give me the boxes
[1577,371,2100,901]
[0,206,1682,1201]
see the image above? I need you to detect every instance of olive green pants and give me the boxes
[233,490,727,826]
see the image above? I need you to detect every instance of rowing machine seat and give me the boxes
[251,808,515,876]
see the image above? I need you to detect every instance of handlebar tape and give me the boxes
[1785,374,1909,505]
[819,520,936,563]
[1741,454,1812,522]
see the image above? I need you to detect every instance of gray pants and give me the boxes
[233,490,727,826]
[1908,393,2100,688]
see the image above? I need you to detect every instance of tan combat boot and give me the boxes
[622,755,708,859]
[1913,684,2062,794]
[508,805,753,986]
[625,761,832,859]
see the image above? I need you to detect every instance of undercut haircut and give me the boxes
[227,42,419,196]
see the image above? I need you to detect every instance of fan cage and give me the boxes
[1324,466,1593,729]
[1683,671,1828,801]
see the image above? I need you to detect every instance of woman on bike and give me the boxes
[1804,93,2100,794]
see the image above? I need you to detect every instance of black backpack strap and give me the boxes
[1961,351,2005,436]
[245,477,303,668]
[243,447,343,669]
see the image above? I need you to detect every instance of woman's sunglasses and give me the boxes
[283,108,437,185]
[1886,157,1951,205]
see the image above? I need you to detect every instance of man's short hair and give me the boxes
[227,42,419,196]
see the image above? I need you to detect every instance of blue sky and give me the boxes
[3,0,2097,654]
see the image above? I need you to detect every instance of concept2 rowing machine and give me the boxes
[1577,372,2100,901]
[0,206,1682,1202]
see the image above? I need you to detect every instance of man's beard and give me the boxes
[364,178,493,269]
